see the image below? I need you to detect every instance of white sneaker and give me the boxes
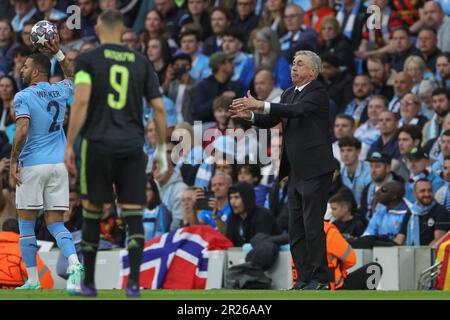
[66,263,84,295]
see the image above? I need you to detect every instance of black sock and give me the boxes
[123,209,145,287]
[81,209,101,286]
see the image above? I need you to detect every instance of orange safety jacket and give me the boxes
[291,221,357,290]
[0,231,54,289]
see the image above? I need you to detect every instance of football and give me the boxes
[30,20,58,50]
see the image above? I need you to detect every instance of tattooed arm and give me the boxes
[10,118,29,186]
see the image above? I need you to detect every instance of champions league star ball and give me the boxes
[30,20,58,50]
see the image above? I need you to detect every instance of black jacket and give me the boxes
[317,34,356,74]
[254,81,338,180]
[322,70,354,113]
[226,182,281,247]
[390,46,422,72]
[202,36,221,56]
[190,75,243,122]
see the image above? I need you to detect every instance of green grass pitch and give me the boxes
[0,289,449,300]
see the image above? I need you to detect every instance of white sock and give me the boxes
[68,254,80,266]
[26,267,39,285]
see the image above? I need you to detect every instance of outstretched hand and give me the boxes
[41,35,61,55]
[229,90,264,119]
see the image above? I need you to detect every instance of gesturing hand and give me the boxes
[230,90,264,116]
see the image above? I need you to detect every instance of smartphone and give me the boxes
[195,190,214,211]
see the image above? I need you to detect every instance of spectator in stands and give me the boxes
[237,163,269,207]
[19,20,34,49]
[352,181,408,248]
[354,95,386,150]
[0,0,15,21]
[320,53,354,113]
[335,0,367,51]
[0,19,21,75]
[226,182,281,247]
[329,191,365,241]
[153,140,188,230]
[197,172,233,235]
[430,129,450,176]
[403,56,437,96]
[280,4,317,63]
[399,93,428,129]
[424,114,450,162]
[317,16,355,75]
[190,51,243,123]
[422,88,450,145]
[0,75,18,132]
[146,35,172,83]
[140,9,177,52]
[121,29,141,52]
[396,179,450,246]
[222,28,249,82]
[203,7,232,56]
[202,95,231,149]
[394,124,422,180]
[339,136,372,207]
[417,28,441,73]
[355,0,403,59]
[164,53,197,124]
[36,0,66,23]
[58,17,84,52]
[77,0,99,38]
[179,29,211,80]
[415,1,450,52]
[0,218,54,289]
[333,114,367,165]
[304,0,334,34]
[404,147,445,204]
[11,0,39,33]
[367,111,401,160]
[389,26,421,72]
[240,27,292,90]
[253,68,283,103]
[9,45,30,91]
[389,72,413,113]
[181,186,205,226]
[435,156,450,211]
[154,0,183,39]
[143,176,171,241]
[437,52,450,89]
[344,74,373,126]
[258,0,287,37]
[418,79,439,120]
[178,0,212,41]
[232,0,259,50]
[366,53,395,101]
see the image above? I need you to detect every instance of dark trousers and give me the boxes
[288,172,333,284]
[342,262,383,290]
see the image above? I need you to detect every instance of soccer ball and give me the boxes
[30,20,58,50]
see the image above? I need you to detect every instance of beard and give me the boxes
[22,74,31,86]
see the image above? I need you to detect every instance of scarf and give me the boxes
[427,113,440,142]
[407,200,436,246]
[336,0,361,39]
[442,182,450,212]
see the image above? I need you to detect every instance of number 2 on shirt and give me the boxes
[108,64,129,110]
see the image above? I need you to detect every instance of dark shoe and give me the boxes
[125,283,141,298]
[290,281,309,290]
[302,280,329,290]
[80,282,97,297]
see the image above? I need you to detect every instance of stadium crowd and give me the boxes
[1,0,450,262]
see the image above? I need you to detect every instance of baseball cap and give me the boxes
[405,147,429,160]
[366,151,392,164]
[209,52,234,69]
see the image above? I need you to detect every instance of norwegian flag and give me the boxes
[119,225,233,289]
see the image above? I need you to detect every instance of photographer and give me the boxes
[164,53,198,124]
[196,172,233,236]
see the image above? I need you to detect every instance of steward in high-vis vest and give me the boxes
[291,221,383,290]
[0,219,54,289]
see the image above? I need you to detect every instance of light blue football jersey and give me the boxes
[13,80,73,167]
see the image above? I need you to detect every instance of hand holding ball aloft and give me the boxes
[30,20,58,50]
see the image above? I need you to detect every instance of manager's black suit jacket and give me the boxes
[254,80,338,181]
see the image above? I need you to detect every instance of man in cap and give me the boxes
[359,152,403,225]
[190,51,243,123]
[404,147,445,204]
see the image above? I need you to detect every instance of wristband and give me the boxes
[54,50,65,62]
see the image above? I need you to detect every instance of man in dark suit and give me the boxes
[230,51,338,290]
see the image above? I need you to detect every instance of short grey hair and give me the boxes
[294,50,322,78]
[212,171,233,186]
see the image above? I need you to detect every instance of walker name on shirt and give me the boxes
[36,90,61,99]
